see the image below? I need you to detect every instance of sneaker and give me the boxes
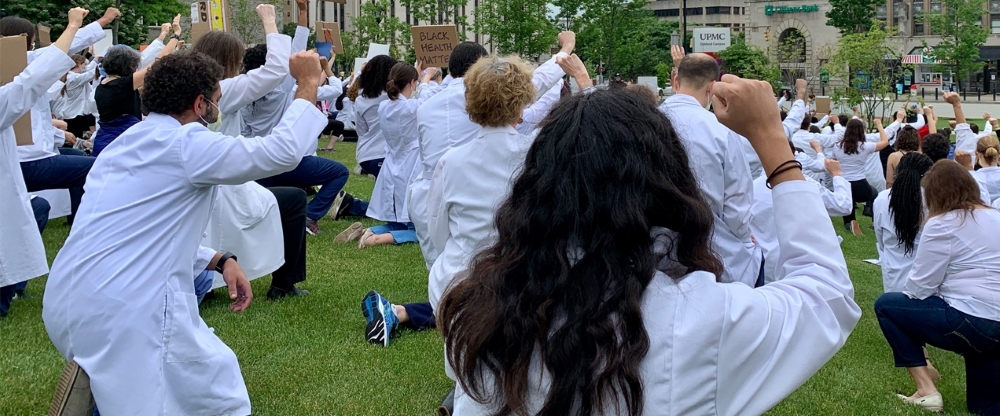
[13,290,29,300]
[897,392,944,413]
[354,164,362,175]
[329,191,356,221]
[306,218,321,236]
[334,222,364,243]
[48,360,95,416]
[850,220,862,236]
[266,285,310,300]
[357,229,375,249]
[362,290,397,347]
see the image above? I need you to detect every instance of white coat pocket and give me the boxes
[222,182,272,228]
[165,291,219,363]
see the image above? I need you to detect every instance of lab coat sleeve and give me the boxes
[182,99,327,186]
[292,26,310,53]
[984,121,993,136]
[782,99,806,139]
[412,82,445,106]
[722,133,754,243]
[811,114,829,128]
[427,156,451,255]
[64,69,94,90]
[317,79,344,102]
[193,245,217,274]
[874,200,886,255]
[903,218,950,299]
[907,114,926,130]
[218,33,291,114]
[824,176,853,216]
[517,83,562,134]
[776,95,787,108]
[140,39,165,69]
[796,151,826,174]
[0,48,74,129]
[815,125,845,149]
[955,123,978,166]
[883,120,902,143]
[976,177,992,204]
[70,22,106,56]
[716,181,860,416]
[530,52,568,101]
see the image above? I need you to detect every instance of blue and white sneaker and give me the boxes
[362,290,398,347]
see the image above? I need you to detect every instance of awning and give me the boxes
[902,55,923,64]
[981,46,1000,61]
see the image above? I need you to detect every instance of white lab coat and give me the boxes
[516,82,562,136]
[42,100,325,415]
[873,189,921,293]
[452,181,862,415]
[18,22,105,162]
[955,123,979,167]
[368,87,442,222]
[0,48,75,287]
[659,94,760,286]
[410,55,568,269]
[790,126,845,184]
[427,125,533,310]
[972,167,1000,202]
[52,60,98,120]
[752,175,852,284]
[203,33,291,284]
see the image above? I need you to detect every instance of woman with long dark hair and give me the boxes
[831,118,889,236]
[884,126,921,189]
[875,161,1000,415]
[874,152,933,293]
[354,54,397,177]
[439,76,861,415]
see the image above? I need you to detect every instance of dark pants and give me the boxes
[268,187,308,290]
[257,156,351,221]
[402,302,435,330]
[20,153,93,224]
[844,179,876,225]
[1,197,51,317]
[323,118,344,137]
[359,158,384,178]
[64,114,96,138]
[875,293,1000,415]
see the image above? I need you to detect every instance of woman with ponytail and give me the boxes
[873,152,933,293]
[354,55,398,177]
[831,118,889,236]
[343,61,443,248]
[970,135,1000,203]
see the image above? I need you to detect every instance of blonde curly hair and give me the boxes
[464,55,536,127]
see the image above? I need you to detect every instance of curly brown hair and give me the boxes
[464,55,535,128]
[142,51,224,117]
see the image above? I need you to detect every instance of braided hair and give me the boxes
[888,152,934,255]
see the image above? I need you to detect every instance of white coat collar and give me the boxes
[478,124,519,136]
[144,113,184,128]
[665,93,702,108]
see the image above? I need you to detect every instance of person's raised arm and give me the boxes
[822,159,853,216]
[530,31,574,98]
[291,0,310,53]
[66,7,119,54]
[558,53,592,90]
[219,4,290,113]
[139,24,169,69]
[132,15,181,90]
[710,74,860,415]
[925,106,938,134]
[782,79,808,138]
[873,118,890,151]
[52,8,87,54]
[947,92,977,165]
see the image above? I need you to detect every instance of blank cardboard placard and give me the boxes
[366,43,389,59]
[94,29,114,57]
[0,35,33,146]
[315,21,343,54]
[190,22,212,43]
[411,25,458,67]
[353,57,367,78]
[37,24,51,47]
[815,97,832,115]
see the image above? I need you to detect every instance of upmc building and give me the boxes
[646,0,1000,93]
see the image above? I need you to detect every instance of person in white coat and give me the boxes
[192,5,310,300]
[752,154,852,284]
[52,54,98,137]
[438,76,861,416]
[831,118,889,236]
[349,63,444,248]
[659,53,760,286]
[791,115,845,184]
[42,50,327,416]
[354,54,397,177]
[0,8,87,318]
[426,53,587,311]
[411,34,575,270]
[970,135,1000,202]
[873,152,934,293]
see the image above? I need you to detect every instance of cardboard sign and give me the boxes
[37,24,51,47]
[190,2,201,23]
[315,21,343,54]
[0,35,33,146]
[94,29,114,57]
[366,43,389,59]
[815,97,832,115]
[209,0,227,31]
[353,57,368,78]
[190,22,212,43]
[410,25,459,67]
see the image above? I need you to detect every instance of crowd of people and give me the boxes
[0,5,997,416]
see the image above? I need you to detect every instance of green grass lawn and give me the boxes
[0,141,977,415]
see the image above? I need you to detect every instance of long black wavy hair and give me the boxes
[439,89,722,416]
[359,54,396,99]
[888,152,933,255]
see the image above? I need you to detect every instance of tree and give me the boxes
[473,0,556,58]
[3,0,186,48]
[229,0,285,44]
[342,0,410,62]
[925,0,990,90]
[823,22,908,124]
[717,33,781,92]
[825,0,883,34]
[403,0,468,40]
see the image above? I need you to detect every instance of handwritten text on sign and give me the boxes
[411,25,459,67]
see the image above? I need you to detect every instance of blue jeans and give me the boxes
[359,158,384,178]
[20,153,93,223]
[401,302,435,330]
[257,156,352,221]
[370,222,417,244]
[194,270,214,305]
[1,197,51,316]
[875,293,1000,415]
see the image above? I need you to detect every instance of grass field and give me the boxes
[0,140,980,415]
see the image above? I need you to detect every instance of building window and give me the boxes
[706,6,730,14]
[654,9,679,17]
[992,16,1000,33]
[930,1,942,13]
[685,7,702,15]
[876,5,887,19]
[991,0,1000,12]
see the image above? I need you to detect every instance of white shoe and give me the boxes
[357,229,375,249]
[354,164,362,175]
[897,392,943,413]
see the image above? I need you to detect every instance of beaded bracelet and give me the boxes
[766,160,803,189]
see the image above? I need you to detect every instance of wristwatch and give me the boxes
[170,34,181,41]
[215,252,237,274]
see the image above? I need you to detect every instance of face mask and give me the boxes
[199,99,221,127]
[99,66,107,78]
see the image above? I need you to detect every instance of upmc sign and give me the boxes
[693,28,731,53]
